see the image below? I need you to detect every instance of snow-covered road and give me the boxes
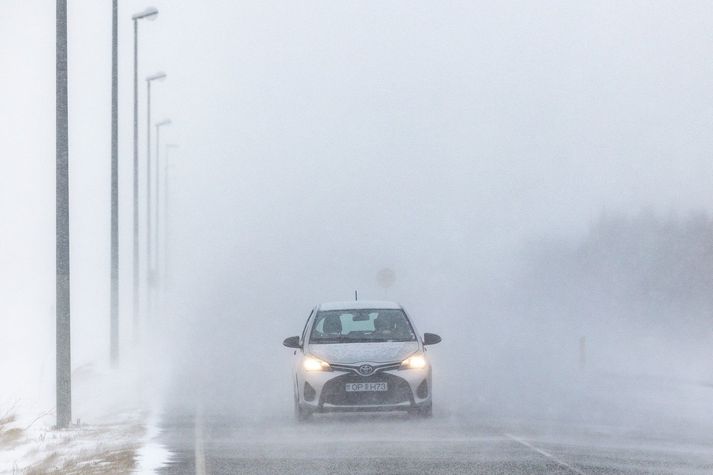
[154,410,713,474]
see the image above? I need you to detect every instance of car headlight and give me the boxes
[400,353,427,370]
[303,355,331,371]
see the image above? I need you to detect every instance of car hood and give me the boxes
[307,341,420,364]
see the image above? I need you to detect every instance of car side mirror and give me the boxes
[423,333,441,345]
[283,336,301,348]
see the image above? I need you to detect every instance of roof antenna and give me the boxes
[354,289,358,301]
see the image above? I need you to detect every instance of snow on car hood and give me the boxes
[307,341,420,364]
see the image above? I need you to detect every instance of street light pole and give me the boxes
[56,0,71,429]
[131,6,158,342]
[154,119,171,309]
[163,144,178,302]
[145,72,166,318]
[110,0,119,367]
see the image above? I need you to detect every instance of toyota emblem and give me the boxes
[358,364,375,376]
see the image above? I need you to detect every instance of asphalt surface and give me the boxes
[155,409,713,474]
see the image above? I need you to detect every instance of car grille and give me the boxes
[320,373,412,406]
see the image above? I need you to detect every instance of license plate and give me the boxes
[345,382,388,392]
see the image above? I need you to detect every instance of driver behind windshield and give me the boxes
[311,310,416,343]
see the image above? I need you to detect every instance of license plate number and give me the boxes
[345,382,388,392]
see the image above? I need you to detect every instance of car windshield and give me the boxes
[309,309,416,344]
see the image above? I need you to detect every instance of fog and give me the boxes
[2,0,713,470]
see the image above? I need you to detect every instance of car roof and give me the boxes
[318,300,402,311]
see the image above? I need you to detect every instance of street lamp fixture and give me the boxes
[146,71,166,82]
[132,7,158,21]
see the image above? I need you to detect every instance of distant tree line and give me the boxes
[517,210,713,332]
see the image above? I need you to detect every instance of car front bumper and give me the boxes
[297,367,431,413]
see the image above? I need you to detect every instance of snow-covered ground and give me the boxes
[0,356,171,474]
[1,411,142,474]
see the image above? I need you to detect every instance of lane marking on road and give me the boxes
[504,433,587,475]
[194,404,206,475]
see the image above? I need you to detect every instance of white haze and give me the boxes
[1,0,712,442]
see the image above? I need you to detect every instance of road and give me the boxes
[155,409,713,474]
[151,318,713,475]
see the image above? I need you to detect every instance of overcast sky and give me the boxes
[3,1,713,393]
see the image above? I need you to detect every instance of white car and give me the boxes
[283,301,441,420]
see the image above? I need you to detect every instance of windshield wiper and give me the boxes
[312,336,352,343]
[312,336,415,344]
[313,337,391,343]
